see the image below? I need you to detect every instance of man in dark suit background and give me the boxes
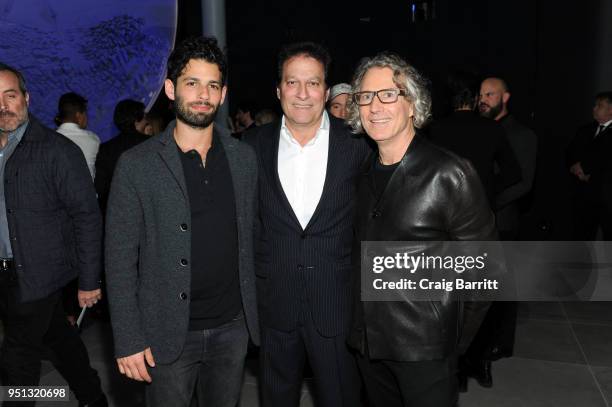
[244,42,369,407]
[567,91,612,240]
[460,76,538,390]
[94,99,149,216]
[105,37,259,407]
[430,71,521,209]
[479,77,538,240]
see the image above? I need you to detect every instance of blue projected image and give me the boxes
[0,0,177,141]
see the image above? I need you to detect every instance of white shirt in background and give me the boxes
[56,122,101,179]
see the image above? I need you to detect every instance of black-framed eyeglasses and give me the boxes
[352,88,407,106]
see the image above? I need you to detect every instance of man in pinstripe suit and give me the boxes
[244,42,370,407]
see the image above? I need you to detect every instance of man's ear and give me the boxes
[276,87,281,100]
[502,91,510,105]
[25,92,30,106]
[220,85,228,105]
[164,79,176,101]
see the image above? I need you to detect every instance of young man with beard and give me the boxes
[104,37,259,407]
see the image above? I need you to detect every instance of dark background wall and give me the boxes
[168,0,611,239]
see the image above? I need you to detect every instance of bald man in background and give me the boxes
[460,77,537,390]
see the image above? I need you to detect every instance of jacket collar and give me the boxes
[156,120,237,201]
[364,132,424,176]
[20,115,46,142]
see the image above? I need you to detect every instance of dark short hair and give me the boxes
[595,91,612,104]
[446,71,479,110]
[236,100,257,116]
[277,42,331,85]
[113,99,145,133]
[167,36,227,86]
[57,92,87,122]
[0,62,27,94]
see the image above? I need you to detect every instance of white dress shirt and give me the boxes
[595,119,612,137]
[56,122,101,179]
[278,112,330,230]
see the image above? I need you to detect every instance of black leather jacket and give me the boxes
[348,135,497,361]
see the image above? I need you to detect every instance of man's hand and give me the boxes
[117,348,155,383]
[78,288,102,308]
[570,162,590,182]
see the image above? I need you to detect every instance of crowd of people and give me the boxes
[1,34,611,407]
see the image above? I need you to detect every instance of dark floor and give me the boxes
[1,301,612,406]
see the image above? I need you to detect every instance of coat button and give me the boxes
[179,292,188,300]
[180,259,188,266]
[301,232,307,239]
[371,210,381,218]
[180,223,188,231]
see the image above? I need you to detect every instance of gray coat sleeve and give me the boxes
[104,156,147,358]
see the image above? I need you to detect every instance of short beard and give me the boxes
[174,94,218,129]
[479,101,503,120]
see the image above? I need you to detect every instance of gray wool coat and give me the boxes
[104,121,259,363]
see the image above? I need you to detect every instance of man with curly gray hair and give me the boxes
[347,53,495,406]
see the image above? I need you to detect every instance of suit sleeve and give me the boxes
[54,140,103,291]
[496,129,537,209]
[94,145,113,216]
[494,127,522,192]
[104,155,147,358]
[581,130,610,175]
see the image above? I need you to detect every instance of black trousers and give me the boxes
[571,184,612,240]
[259,306,360,407]
[465,301,517,361]
[356,352,458,407]
[0,271,103,407]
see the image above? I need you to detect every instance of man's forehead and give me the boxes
[481,79,504,93]
[180,59,221,76]
[0,70,20,88]
[362,66,395,85]
[283,55,324,76]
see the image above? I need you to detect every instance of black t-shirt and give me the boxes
[372,157,401,201]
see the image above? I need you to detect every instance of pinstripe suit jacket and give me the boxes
[244,116,370,337]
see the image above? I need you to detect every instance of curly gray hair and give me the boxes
[347,53,432,133]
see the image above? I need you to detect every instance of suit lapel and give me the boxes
[263,123,303,230]
[157,121,188,201]
[219,132,247,226]
[303,119,345,232]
